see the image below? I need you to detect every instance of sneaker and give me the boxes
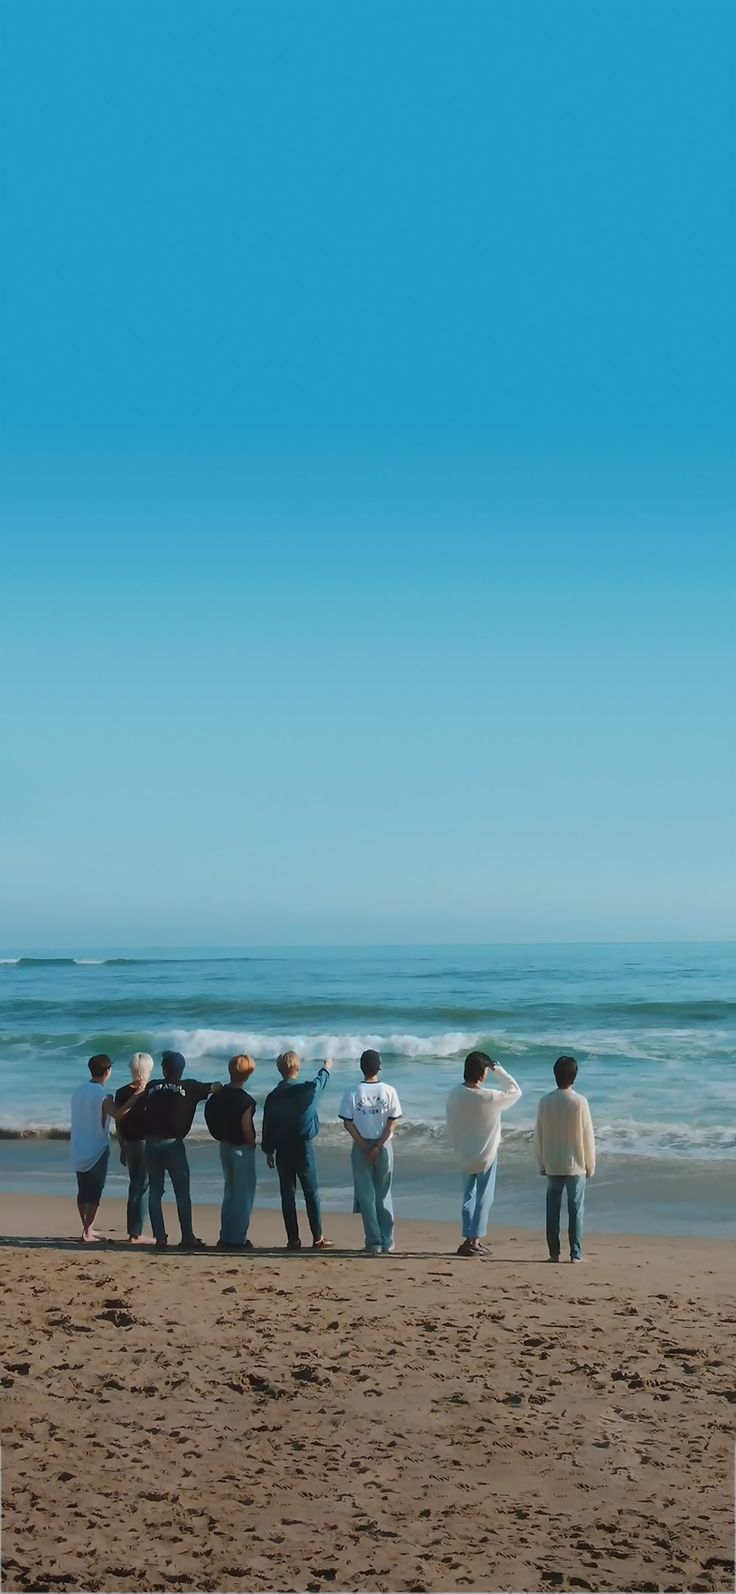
[285,1241,302,1251]
[364,1246,381,1256]
[154,1238,168,1250]
[178,1237,206,1249]
[546,1255,560,1263]
[456,1239,475,1256]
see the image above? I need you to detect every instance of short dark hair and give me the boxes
[554,1054,578,1088]
[88,1053,112,1080]
[360,1049,381,1077]
[162,1050,186,1077]
[464,1050,493,1084]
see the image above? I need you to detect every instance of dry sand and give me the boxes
[0,1194,734,1593]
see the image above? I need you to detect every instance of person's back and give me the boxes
[262,1051,333,1249]
[535,1085,595,1177]
[445,1051,521,1257]
[143,1050,219,1250]
[534,1055,595,1263]
[446,1072,520,1174]
[339,1049,402,1254]
[262,1069,327,1151]
[70,1078,111,1172]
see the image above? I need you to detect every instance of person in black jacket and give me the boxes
[142,1050,221,1249]
[205,1053,257,1250]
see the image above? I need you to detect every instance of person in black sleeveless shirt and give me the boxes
[114,1050,155,1241]
[204,1054,257,1249]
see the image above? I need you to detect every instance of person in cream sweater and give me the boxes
[534,1054,596,1263]
[446,1050,522,1256]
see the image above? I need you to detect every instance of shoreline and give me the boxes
[1,1137,733,1238]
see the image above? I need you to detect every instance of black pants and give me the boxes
[276,1141,322,1245]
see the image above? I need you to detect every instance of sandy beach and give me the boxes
[0,1195,733,1593]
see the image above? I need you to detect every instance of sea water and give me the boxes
[1,943,734,1236]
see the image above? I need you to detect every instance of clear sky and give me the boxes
[1,0,734,947]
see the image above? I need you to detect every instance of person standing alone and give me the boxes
[445,1050,522,1256]
[534,1054,595,1262]
[339,1049,402,1254]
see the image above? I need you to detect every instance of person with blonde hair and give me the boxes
[261,1050,334,1249]
[205,1054,258,1250]
[114,1051,155,1242]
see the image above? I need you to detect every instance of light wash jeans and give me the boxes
[546,1173,586,1259]
[219,1142,257,1245]
[351,1140,394,1251]
[123,1139,149,1239]
[461,1160,497,1239]
[145,1137,195,1245]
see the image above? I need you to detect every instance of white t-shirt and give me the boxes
[339,1080,402,1140]
[70,1080,112,1172]
[445,1066,522,1174]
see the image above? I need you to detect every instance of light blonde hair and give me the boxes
[276,1050,300,1079]
[129,1051,154,1084]
[229,1053,256,1083]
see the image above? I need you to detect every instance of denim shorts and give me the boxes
[75,1147,110,1204]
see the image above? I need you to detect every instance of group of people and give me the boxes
[69,1044,596,1261]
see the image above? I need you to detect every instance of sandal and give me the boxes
[312,1237,334,1249]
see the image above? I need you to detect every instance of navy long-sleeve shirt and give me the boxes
[261,1067,330,1156]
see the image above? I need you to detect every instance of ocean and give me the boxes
[1,943,734,1236]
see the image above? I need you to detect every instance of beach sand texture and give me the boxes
[0,1200,734,1593]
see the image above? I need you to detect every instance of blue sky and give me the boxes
[1,0,734,946]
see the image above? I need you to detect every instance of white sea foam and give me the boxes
[161,1027,486,1062]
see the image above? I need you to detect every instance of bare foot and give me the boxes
[127,1235,151,1244]
[82,1228,102,1243]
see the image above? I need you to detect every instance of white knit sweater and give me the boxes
[534,1087,596,1177]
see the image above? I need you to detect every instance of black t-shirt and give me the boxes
[204,1085,256,1146]
[114,1083,148,1143]
[143,1078,212,1139]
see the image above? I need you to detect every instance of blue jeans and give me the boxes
[352,1141,394,1251]
[276,1140,322,1245]
[461,1161,497,1239]
[219,1142,256,1245]
[123,1139,149,1238]
[145,1137,195,1245]
[546,1174,586,1259]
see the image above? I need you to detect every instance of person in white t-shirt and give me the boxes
[445,1050,522,1256]
[534,1054,595,1262]
[69,1054,144,1242]
[339,1049,402,1254]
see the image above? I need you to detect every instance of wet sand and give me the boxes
[0,1195,734,1593]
